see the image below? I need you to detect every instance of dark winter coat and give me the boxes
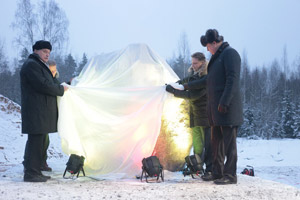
[174,72,209,127]
[188,42,243,126]
[20,53,64,134]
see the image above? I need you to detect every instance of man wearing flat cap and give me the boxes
[20,40,68,182]
[184,29,243,184]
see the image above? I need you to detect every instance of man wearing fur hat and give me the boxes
[184,29,243,184]
[20,40,68,182]
[166,52,212,175]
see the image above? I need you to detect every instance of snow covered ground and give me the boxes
[1,94,300,199]
[237,138,300,189]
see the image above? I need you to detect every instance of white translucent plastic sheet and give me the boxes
[57,44,180,178]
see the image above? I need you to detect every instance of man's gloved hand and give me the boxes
[166,84,175,94]
[176,80,182,85]
[218,104,228,113]
[183,83,189,90]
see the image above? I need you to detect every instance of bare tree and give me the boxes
[281,45,289,90]
[37,0,69,55]
[282,45,289,73]
[11,0,36,52]
[268,59,281,93]
[177,31,191,77]
[11,0,69,55]
[240,50,251,105]
[292,52,300,79]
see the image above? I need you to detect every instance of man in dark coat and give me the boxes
[184,29,243,184]
[20,40,68,182]
[166,52,212,174]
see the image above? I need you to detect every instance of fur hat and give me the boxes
[200,29,224,47]
[32,40,52,51]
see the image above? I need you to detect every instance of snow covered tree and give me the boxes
[273,90,295,139]
[281,91,295,138]
[239,106,255,138]
[272,100,285,139]
[293,103,300,138]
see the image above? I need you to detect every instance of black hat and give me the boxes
[32,40,52,51]
[200,29,223,47]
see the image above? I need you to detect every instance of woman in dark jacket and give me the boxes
[166,52,212,173]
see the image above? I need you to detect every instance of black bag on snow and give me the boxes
[182,154,204,178]
[63,154,85,178]
[140,156,164,182]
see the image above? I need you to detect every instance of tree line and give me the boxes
[237,49,300,139]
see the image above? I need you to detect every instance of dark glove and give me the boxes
[176,80,182,85]
[183,83,189,90]
[218,104,228,113]
[166,84,175,94]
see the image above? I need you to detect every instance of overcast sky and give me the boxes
[1,0,300,70]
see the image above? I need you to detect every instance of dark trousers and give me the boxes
[211,126,237,178]
[203,127,212,172]
[42,134,50,165]
[23,134,46,175]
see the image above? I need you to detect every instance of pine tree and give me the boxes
[239,106,255,138]
[281,91,295,138]
[293,103,300,138]
[58,53,77,83]
[171,55,185,79]
[19,47,30,66]
[75,53,88,76]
